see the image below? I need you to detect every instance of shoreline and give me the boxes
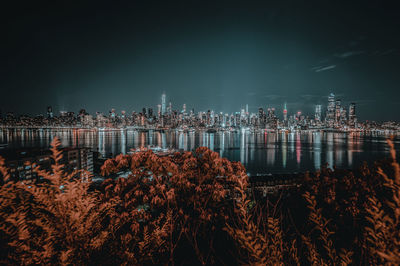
[1,126,399,134]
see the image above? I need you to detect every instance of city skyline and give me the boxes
[1,1,400,121]
[4,92,357,121]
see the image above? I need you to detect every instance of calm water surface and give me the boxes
[1,129,399,174]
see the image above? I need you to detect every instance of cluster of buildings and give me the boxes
[0,93,399,131]
[0,146,94,182]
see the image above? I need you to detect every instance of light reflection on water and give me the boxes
[1,128,399,174]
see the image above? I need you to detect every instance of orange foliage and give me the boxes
[0,137,400,265]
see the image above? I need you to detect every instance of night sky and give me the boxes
[1,0,399,121]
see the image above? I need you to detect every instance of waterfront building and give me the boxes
[0,147,94,181]
[348,102,357,127]
[326,93,335,125]
[47,106,53,119]
[335,99,342,122]
[315,104,322,121]
[283,102,288,121]
[161,93,166,114]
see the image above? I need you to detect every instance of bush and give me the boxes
[0,137,400,265]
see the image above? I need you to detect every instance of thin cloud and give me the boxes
[314,65,336,73]
[334,51,365,58]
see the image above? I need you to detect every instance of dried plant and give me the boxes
[0,138,399,265]
[364,138,400,264]
[0,137,115,264]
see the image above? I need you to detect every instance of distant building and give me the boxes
[47,106,53,119]
[335,99,341,122]
[161,93,166,114]
[348,102,357,127]
[315,104,322,121]
[0,147,94,182]
[283,102,288,121]
[326,93,335,125]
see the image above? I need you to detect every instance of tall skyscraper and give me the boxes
[161,93,166,114]
[315,105,322,121]
[326,93,335,123]
[335,99,341,122]
[283,102,287,121]
[168,102,172,114]
[348,102,356,126]
[182,104,186,114]
[47,106,53,119]
[157,104,161,118]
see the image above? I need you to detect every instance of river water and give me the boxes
[1,128,399,174]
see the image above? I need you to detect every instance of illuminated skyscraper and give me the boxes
[315,104,322,121]
[182,104,186,114]
[348,102,356,126]
[161,93,166,114]
[326,93,335,123]
[283,102,287,121]
[335,99,341,122]
[168,102,172,114]
[157,104,161,118]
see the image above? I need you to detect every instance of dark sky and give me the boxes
[1,0,399,121]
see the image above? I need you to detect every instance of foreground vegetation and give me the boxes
[0,138,400,265]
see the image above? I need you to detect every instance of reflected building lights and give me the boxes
[282,132,287,169]
[98,131,105,157]
[296,133,301,166]
[1,128,399,175]
[209,133,214,151]
[189,131,195,151]
[326,133,334,169]
[313,132,321,170]
[178,132,184,150]
[240,131,247,164]
[121,129,126,154]
[220,132,225,158]
[266,133,275,167]
[162,133,166,149]
[347,134,354,167]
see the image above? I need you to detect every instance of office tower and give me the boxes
[161,93,166,114]
[245,104,249,114]
[315,104,322,121]
[335,99,341,122]
[283,102,287,121]
[148,108,153,117]
[258,107,265,126]
[167,102,172,115]
[142,108,146,116]
[348,102,356,126]
[326,93,335,122]
[340,107,347,123]
[157,104,161,118]
[47,106,53,118]
[182,104,186,114]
